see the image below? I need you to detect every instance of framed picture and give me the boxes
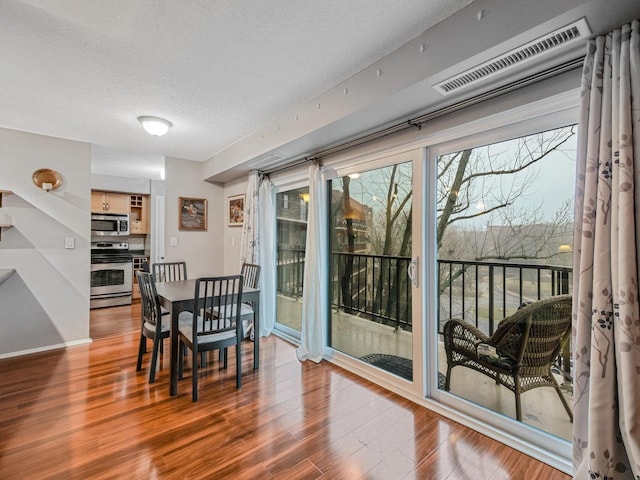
[227,194,245,226]
[179,197,208,231]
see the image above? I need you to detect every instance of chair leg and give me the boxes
[149,336,160,384]
[444,364,452,391]
[513,374,525,421]
[552,376,573,422]
[192,347,199,402]
[236,343,242,389]
[178,339,184,380]
[136,335,146,371]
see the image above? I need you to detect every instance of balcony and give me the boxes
[276,249,573,441]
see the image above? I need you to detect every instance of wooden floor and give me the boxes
[0,304,571,479]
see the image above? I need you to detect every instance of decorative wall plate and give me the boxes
[32,169,63,191]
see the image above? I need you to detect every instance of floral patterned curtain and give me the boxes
[240,170,260,266]
[573,19,640,479]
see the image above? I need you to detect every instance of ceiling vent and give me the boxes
[433,18,591,95]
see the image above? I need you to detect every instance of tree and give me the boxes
[436,126,576,253]
[436,126,576,294]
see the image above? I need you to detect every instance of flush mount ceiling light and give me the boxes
[137,116,173,136]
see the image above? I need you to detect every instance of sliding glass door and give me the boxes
[274,185,309,338]
[431,124,577,442]
[328,149,422,383]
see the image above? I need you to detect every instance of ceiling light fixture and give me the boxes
[137,116,173,136]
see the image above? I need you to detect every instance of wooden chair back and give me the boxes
[153,261,187,282]
[240,262,261,289]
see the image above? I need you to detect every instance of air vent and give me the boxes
[433,18,591,95]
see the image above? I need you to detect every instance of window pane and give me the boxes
[276,187,308,334]
[436,125,576,440]
[329,162,413,380]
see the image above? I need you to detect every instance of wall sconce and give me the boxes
[138,115,173,136]
[299,192,310,203]
[32,169,63,192]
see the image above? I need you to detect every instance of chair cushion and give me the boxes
[143,317,170,336]
[477,343,516,370]
[177,311,237,344]
[178,324,236,344]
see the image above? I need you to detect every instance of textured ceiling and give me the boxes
[0,0,472,165]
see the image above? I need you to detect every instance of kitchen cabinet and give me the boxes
[91,191,130,214]
[129,194,149,234]
[132,256,149,300]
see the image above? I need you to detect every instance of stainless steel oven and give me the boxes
[90,242,133,309]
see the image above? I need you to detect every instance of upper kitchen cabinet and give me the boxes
[91,191,130,214]
[129,194,149,234]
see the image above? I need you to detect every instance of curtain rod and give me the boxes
[260,56,584,176]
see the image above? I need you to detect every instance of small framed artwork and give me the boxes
[179,197,208,231]
[227,194,245,227]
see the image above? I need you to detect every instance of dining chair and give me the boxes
[136,271,170,383]
[178,275,244,401]
[443,294,573,421]
[207,263,261,340]
[152,261,187,282]
[239,263,261,339]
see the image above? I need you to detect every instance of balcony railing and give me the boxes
[331,252,413,332]
[277,248,572,335]
[277,247,306,299]
[438,259,572,335]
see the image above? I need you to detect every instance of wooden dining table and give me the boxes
[154,279,260,396]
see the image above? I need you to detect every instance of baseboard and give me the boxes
[0,338,93,359]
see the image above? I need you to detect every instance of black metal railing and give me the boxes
[437,259,572,335]
[331,252,413,332]
[277,247,306,299]
[276,250,572,337]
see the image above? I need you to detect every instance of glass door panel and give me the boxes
[329,160,415,381]
[434,125,576,440]
[275,186,309,336]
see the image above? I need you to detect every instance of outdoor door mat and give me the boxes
[360,353,447,388]
[360,353,412,381]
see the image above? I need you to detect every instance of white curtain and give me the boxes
[573,19,640,479]
[240,170,260,266]
[258,176,276,337]
[297,162,328,363]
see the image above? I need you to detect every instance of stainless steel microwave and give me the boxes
[91,213,129,236]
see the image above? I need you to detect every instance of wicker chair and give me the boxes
[443,294,573,422]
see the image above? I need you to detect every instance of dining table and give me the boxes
[154,279,260,396]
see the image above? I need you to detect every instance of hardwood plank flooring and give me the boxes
[0,304,571,479]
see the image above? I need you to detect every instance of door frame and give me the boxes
[322,147,426,398]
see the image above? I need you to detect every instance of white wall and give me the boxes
[163,157,224,278]
[0,128,91,357]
